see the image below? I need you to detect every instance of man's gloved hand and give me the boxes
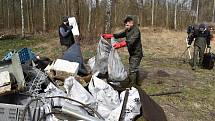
[187,44,191,48]
[112,40,127,49]
[207,45,211,49]
[68,25,73,30]
[102,34,113,39]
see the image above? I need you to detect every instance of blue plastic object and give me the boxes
[2,48,36,64]
[18,48,36,64]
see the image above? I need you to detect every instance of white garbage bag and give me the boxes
[44,83,67,107]
[64,76,96,106]
[88,73,120,119]
[93,37,112,74]
[44,83,90,117]
[108,47,127,81]
[88,56,95,71]
[107,87,141,121]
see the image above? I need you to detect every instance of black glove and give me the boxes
[68,25,73,30]
[207,45,211,49]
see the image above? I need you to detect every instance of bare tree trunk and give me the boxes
[26,0,30,32]
[151,0,154,27]
[1,0,3,30]
[87,0,92,32]
[7,0,10,29]
[12,0,16,33]
[21,0,25,37]
[174,0,178,30]
[195,0,199,24]
[166,0,169,28]
[43,0,46,32]
[32,0,35,33]
[105,0,112,33]
[212,0,215,22]
[114,0,117,25]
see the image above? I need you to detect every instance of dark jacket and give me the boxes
[113,26,143,57]
[188,28,212,47]
[59,23,75,47]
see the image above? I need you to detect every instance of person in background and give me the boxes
[187,23,212,70]
[59,16,75,52]
[112,16,143,86]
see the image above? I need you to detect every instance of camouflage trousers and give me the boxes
[128,56,142,86]
[192,44,206,69]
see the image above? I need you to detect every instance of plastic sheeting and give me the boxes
[63,43,87,75]
[93,37,112,74]
[108,48,127,81]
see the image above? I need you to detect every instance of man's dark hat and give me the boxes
[124,16,133,23]
[62,16,69,22]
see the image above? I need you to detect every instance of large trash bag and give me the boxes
[136,86,167,121]
[88,73,120,119]
[93,37,112,74]
[108,48,127,81]
[63,43,88,75]
[107,87,141,121]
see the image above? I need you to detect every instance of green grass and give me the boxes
[0,37,46,58]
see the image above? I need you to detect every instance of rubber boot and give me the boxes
[128,74,137,87]
[136,71,142,86]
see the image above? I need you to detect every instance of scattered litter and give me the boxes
[0,37,167,121]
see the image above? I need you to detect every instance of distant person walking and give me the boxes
[59,16,75,52]
[187,23,212,70]
[111,16,143,86]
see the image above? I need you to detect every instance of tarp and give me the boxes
[63,43,88,75]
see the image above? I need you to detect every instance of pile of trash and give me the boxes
[0,37,167,121]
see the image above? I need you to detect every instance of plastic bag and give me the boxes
[88,73,120,119]
[107,87,141,121]
[93,37,112,74]
[64,76,96,106]
[108,47,127,81]
[88,56,95,71]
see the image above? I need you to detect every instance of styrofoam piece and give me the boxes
[68,17,80,36]
[51,59,79,76]
[0,71,10,86]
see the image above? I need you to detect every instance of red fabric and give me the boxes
[102,34,113,39]
[113,40,127,49]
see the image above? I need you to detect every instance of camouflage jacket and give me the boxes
[113,26,143,57]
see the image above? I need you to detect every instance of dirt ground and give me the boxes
[0,29,215,121]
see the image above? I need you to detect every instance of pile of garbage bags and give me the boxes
[0,36,167,121]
